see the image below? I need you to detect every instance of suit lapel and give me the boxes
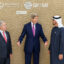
[29,22,33,36]
[5,31,8,43]
[35,23,38,37]
[0,32,6,43]
[0,32,8,43]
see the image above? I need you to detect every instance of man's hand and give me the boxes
[44,41,48,47]
[48,50,50,54]
[59,54,63,60]
[10,54,12,58]
[17,41,21,47]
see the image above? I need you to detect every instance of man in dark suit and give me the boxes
[0,20,12,64]
[17,13,48,64]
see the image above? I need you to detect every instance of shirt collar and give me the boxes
[0,30,3,33]
[31,21,33,25]
[0,30,6,33]
[31,21,36,26]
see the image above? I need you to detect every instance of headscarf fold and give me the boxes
[53,15,64,28]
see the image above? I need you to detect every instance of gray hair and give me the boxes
[31,13,38,19]
[0,20,4,26]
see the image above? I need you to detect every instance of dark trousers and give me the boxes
[25,50,39,64]
[0,57,10,64]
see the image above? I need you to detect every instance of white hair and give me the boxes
[30,13,38,19]
[0,20,4,26]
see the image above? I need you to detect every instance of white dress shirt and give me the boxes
[31,22,36,30]
[0,30,7,39]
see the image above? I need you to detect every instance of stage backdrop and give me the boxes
[0,0,64,64]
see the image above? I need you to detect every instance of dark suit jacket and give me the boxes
[18,22,47,53]
[0,31,12,58]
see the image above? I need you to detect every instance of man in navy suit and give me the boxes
[17,13,48,64]
[0,20,12,64]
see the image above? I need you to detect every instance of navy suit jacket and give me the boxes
[19,22,47,53]
[0,31,12,58]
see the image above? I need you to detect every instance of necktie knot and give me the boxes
[3,32,5,34]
